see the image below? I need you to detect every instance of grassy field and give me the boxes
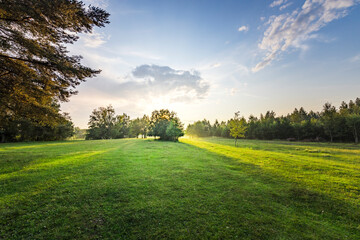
[0,138,359,239]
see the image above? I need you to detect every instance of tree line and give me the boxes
[186,98,360,143]
[86,106,184,141]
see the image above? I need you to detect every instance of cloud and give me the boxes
[83,64,209,106]
[82,31,108,48]
[238,26,249,32]
[280,2,293,10]
[211,63,222,68]
[62,65,210,127]
[130,65,209,99]
[253,0,359,72]
[270,0,288,8]
[350,54,360,62]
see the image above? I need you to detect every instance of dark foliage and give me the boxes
[0,0,109,142]
[148,109,184,141]
[1,101,74,142]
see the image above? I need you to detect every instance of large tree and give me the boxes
[149,109,183,141]
[86,105,117,140]
[86,105,132,140]
[0,0,109,139]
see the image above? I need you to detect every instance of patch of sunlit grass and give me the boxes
[181,138,360,206]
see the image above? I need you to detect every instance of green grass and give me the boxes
[0,138,359,239]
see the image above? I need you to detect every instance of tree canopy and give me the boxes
[229,112,247,146]
[85,107,183,141]
[86,105,130,140]
[0,0,109,142]
[148,109,184,141]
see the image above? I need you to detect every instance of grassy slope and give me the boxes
[0,138,359,239]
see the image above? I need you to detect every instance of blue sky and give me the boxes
[62,0,360,128]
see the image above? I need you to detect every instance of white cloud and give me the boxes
[253,0,359,72]
[280,2,293,10]
[130,65,210,99]
[350,54,360,62]
[270,0,287,8]
[82,31,108,48]
[238,26,249,32]
[62,65,210,127]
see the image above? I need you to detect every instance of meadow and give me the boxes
[0,138,359,239]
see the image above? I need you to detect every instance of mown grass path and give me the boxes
[1,138,359,239]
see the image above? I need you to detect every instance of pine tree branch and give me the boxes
[0,16,32,22]
[0,54,52,66]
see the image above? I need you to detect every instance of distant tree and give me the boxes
[149,109,183,141]
[130,115,149,138]
[166,120,184,141]
[186,119,212,137]
[0,1,109,140]
[212,119,221,136]
[129,118,142,138]
[229,112,247,146]
[220,121,230,138]
[114,113,130,138]
[321,103,337,142]
[73,127,87,140]
[340,102,360,143]
[86,105,117,140]
[346,114,360,144]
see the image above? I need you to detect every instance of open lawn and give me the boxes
[0,138,359,239]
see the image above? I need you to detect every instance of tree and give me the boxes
[186,120,211,137]
[140,115,150,138]
[0,1,109,140]
[73,127,86,140]
[166,120,184,141]
[321,103,337,142]
[346,114,360,144]
[129,115,149,138]
[86,105,117,140]
[148,109,183,141]
[212,119,221,136]
[114,113,130,138]
[229,112,247,146]
[0,100,74,142]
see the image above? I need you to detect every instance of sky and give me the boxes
[61,0,360,128]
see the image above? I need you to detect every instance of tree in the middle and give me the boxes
[148,109,184,141]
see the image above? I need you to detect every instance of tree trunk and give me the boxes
[354,124,358,144]
[330,131,333,142]
[235,138,237,147]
